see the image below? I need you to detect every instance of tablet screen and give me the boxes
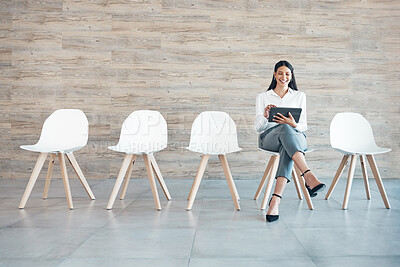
[268,107,302,123]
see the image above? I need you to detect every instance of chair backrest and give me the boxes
[36,109,89,152]
[330,112,377,151]
[115,110,167,154]
[187,111,241,154]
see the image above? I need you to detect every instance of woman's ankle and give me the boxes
[304,171,320,187]
[270,195,281,206]
[267,196,280,215]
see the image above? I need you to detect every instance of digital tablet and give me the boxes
[268,107,302,123]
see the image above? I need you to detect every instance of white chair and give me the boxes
[186,111,241,211]
[325,112,391,209]
[19,109,95,210]
[254,148,315,210]
[106,110,171,210]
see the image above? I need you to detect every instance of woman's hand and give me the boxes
[264,104,276,119]
[273,112,297,128]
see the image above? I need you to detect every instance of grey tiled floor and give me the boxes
[0,177,400,267]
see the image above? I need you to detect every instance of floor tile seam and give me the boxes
[312,255,400,259]
[195,210,267,214]
[82,227,197,233]
[368,187,397,197]
[61,257,192,262]
[96,207,127,230]
[287,225,379,229]
[324,196,380,206]
[4,225,122,230]
[61,212,126,261]
[60,232,103,260]
[341,186,400,198]
[328,206,374,216]
[344,209,383,227]
[107,197,139,210]
[102,227,198,230]
[287,225,318,262]
[187,199,204,266]
[188,256,319,259]
[383,193,400,201]
[1,216,32,229]
[29,198,68,207]
[0,256,68,262]
[186,255,318,260]
[312,252,400,257]
[2,200,69,228]
[5,255,193,261]
[57,257,74,265]
[116,210,201,214]
[289,226,389,230]
[347,210,392,228]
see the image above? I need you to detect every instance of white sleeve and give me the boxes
[254,93,269,132]
[295,92,307,132]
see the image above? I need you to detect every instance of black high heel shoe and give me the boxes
[305,184,318,198]
[266,193,281,222]
[301,169,326,196]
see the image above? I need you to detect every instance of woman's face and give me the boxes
[274,66,292,87]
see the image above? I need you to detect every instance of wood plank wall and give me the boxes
[0,0,399,181]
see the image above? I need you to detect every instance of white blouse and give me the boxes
[254,88,307,133]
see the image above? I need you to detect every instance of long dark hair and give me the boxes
[267,60,298,91]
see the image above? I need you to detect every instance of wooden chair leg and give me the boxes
[294,165,314,210]
[187,154,209,211]
[143,154,161,211]
[66,152,95,200]
[19,153,48,209]
[219,154,240,211]
[219,154,239,203]
[254,156,274,200]
[43,153,56,199]
[292,168,303,200]
[58,153,74,210]
[366,154,391,209]
[187,180,194,201]
[325,155,349,199]
[107,154,134,210]
[120,155,136,200]
[342,155,357,210]
[261,156,279,210]
[360,155,371,200]
[149,153,171,201]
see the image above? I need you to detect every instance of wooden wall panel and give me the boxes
[0,0,399,181]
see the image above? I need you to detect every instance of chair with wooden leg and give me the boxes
[19,109,95,210]
[186,111,241,211]
[325,112,391,209]
[254,149,315,210]
[107,110,171,210]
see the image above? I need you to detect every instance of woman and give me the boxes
[255,60,325,222]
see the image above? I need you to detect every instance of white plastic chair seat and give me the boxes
[20,144,85,153]
[330,112,390,156]
[186,111,242,155]
[20,109,88,154]
[332,146,391,156]
[108,110,168,155]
